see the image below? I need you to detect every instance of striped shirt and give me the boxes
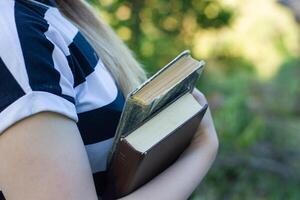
[0,0,125,198]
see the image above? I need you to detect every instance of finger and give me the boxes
[192,88,207,106]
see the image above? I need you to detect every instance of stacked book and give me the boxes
[103,50,208,199]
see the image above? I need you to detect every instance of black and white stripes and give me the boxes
[0,1,125,197]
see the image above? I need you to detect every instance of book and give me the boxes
[103,50,207,199]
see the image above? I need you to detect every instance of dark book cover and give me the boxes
[103,101,208,199]
[107,50,205,167]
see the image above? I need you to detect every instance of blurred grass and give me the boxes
[89,0,300,199]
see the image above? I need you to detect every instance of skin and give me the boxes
[0,88,218,200]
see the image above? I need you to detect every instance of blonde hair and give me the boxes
[55,0,147,96]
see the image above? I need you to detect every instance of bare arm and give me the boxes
[0,90,217,200]
[120,89,219,200]
[0,112,98,200]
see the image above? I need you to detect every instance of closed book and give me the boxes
[103,50,207,199]
[104,93,207,199]
[107,50,205,166]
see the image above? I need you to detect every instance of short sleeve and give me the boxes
[0,2,78,135]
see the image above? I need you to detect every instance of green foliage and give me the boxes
[194,57,300,199]
[87,0,300,199]
[88,0,233,73]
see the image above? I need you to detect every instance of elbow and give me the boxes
[206,129,219,159]
[211,133,219,153]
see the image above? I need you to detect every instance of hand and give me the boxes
[189,88,219,151]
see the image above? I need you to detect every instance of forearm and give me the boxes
[119,130,218,200]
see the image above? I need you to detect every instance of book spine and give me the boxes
[104,139,145,199]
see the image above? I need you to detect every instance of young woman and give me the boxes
[0,0,219,199]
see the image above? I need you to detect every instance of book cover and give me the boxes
[103,97,208,199]
[107,50,205,167]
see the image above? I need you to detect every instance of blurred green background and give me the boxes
[89,0,300,199]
